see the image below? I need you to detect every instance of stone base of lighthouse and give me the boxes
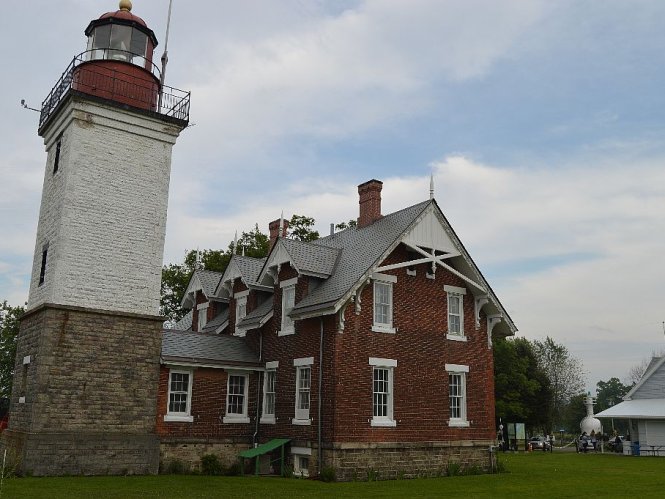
[1,304,163,476]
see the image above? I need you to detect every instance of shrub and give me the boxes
[447,461,462,477]
[225,461,242,476]
[201,454,223,476]
[162,458,189,475]
[320,466,336,482]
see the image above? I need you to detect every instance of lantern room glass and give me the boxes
[86,24,149,67]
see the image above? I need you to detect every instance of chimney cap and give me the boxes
[358,179,383,190]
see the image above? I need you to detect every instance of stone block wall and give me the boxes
[1,304,163,475]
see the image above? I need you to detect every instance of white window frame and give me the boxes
[234,290,249,337]
[223,372,250,423]
[279,278,298,336]
[369,357,397,427]
[292,357,313,425]
[261,361,278,424]
[291,446,312,477]
[444,285,467,341]
[371,273,397,333]
[446,364,469,427]
[164,369,194,422]
[197,302,209,331]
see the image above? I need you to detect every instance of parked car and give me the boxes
[529,436,551,451]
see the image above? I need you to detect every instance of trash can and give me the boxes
[623,441,631,456]
[632,441,640,456]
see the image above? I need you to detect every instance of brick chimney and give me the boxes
[269,217,289,250]
[357,179,383,228]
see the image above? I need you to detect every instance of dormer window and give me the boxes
[234,290,249,337]
[197,303,209,331]
[279,278,297,336]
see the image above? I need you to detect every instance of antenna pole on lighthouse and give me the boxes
[158,0,174,112]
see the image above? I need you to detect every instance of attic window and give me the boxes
[445,285,467,341]
[279,278,297,336]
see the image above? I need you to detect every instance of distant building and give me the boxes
[163,179,517,479]
[597,356,665,456]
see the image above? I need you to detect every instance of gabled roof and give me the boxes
[624,356,665,400]
[257,238,340,283]
[181,269,224,308]
[215,255,268,297]
[283,198,515,336]
[161,330,260,368]
[238,297,274,330]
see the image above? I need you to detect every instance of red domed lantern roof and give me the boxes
[99,0,148,28]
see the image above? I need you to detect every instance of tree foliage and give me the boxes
[288,215,319,242]
[494,337,553,432]
[335,219,357,231]
[595,377,630,413]
[532,336,585,428]
[0,301,25,398]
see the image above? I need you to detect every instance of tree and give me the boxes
[160,225,270,324]
[625,349,665,385]
[0,301,25,398]
[335,219,357,231]
[532,336,585,428]
[561,393,587,436]
[494,337,553,432]
[288,214,319,242]
[595,377,630,413]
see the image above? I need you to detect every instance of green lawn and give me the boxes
[2,452,664,498]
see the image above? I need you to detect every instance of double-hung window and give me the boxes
[261,361,278,424]
[223,373,249,423]
[371,273,397,333]
[291,447,312,477]
[444,285,467,341]
[165,369,193,422]
[235,290,249,336]
[279,278,297,336]
[293,357,313,425]
[369,357,397,427]
[446,364,469,427]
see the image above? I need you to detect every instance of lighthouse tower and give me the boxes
[2,1,189,475]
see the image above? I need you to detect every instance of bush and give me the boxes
[162,458,189,475]
[319,466,336,482]
[225,461,242,476]
[446,461,462,477]
[200,454,223,476]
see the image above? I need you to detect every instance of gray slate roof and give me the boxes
[161,329,260,367]
[239,297,274,329]
[171,310,193,331]
[196,269,224,297]
[234,255,266,286]
[278,238,340,277]
[292,200,431,315]
[200,308,229,334]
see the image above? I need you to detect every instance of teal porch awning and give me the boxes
[238,438,291,476]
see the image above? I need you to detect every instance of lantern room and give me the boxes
[72,0,161,112]
[84,0,158,69]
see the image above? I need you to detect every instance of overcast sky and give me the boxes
[2,0,665,393]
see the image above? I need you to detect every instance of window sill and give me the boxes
[372,325,396,334]
[446,333,467,342]
[164,414,194,423]
[278,328,295,336]
[223,416,250,424]
[448,419,470,427]
[371,419,397,427]
[260,416,276,425]
[292,418,312,426]
[233,329,246,338]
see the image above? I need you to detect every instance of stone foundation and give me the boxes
[324,440,495,481]
[1,304,163,476]
[160,438,252,472]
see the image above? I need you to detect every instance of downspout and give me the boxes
[253,330,263,447]
[318,317,324,476]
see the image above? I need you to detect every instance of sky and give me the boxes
[2,0,665,393]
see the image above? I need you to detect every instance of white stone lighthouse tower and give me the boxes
[2,1,189,475]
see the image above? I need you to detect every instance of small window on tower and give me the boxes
[53,139,62,174]
[38,243,48,286]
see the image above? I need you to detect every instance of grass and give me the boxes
[1,452,664,498]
